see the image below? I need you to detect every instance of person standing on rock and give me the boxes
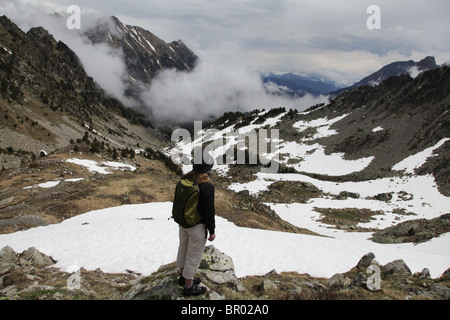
[173,151,216,296]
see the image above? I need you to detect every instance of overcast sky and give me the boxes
[5,0,447,84]
[3,0,450,84]
[2,0,450,119]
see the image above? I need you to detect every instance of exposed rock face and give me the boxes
[86,16,198,84]
[84,16,198,108]
[0,246,55,268]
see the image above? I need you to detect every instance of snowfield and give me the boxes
[0,201,448,279]
[0,112,448,282]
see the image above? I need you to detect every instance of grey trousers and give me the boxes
[176,223,207,280]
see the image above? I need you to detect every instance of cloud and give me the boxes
[113,0,450,84]
[2,0,449,123]
[0,0,137,106]
[142,43,329,122]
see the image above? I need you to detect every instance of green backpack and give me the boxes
[172,179,201,228]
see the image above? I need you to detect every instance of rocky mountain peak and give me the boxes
[417,56,438,70]
[84,16,198,85]
[330,56,440,98]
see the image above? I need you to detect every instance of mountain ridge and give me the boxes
[0,14,449,302]
[262,56,439,99]
[0,15,166,169]
[83,16,198,115]
[329,56,439,97]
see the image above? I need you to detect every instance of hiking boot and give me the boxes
[183,284,207,296]
[178,276,201,286]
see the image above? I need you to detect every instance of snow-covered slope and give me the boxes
[0,201,448,279]
[1,104,448,280]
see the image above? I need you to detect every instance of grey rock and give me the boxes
[430,283,450,300]
[0,285,18,299]
[19,247,55,268]
[260,279,277,291]
[356,252,375,270]
[328,273,351,287]
[441,267,450,278]
[199,245,245,292]
[383,259,412,276]
[19,284,55,294]
[348,272,367,288]
[419,268,431,279]
[128,275,182,300]
[0,246,18,264]
[200,245,235,272]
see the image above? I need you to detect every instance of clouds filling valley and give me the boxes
[1,3,329,123]
[143,47,329,122]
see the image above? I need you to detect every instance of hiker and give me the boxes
[174,151,216,296]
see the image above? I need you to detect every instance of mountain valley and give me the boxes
[0,14,449,301]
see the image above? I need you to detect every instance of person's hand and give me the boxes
[208,233,216,241]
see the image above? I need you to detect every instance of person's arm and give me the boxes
[198,183,216,239]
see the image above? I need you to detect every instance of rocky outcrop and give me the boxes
[0,246,55,268]
[1,246,449,300]
[370,213,450,244]
[124,245,244,300]
[0,246,57,299]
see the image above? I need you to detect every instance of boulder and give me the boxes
[418,268,431,279]
[356,252,375,270]
[0,246,18,264]
[383,259,412,276]
[19,247,55,268]
[124,245,244,300]
[260,279,277,291]
[199,245,245,292]
[348,272,367,289]
[124,268,182,300]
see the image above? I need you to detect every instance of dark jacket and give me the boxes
[197,182,216,235]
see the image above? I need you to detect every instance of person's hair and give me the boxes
[184,170,210,184]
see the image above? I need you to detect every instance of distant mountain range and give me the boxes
[262,56,439,98]
[329,56,439,97]
[261,72,342,97]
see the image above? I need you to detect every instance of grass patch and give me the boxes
[314,207,383,231]
[258,181,322,204]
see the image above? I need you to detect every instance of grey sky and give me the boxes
[3,0,450,84]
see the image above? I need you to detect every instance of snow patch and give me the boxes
[66,158,136,174]
[372,126,384,132]
[392,138,449,174]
